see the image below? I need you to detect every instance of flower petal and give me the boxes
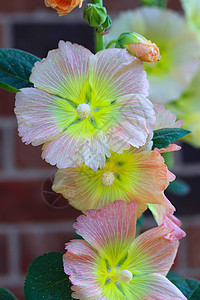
[15,88,77,146]
[107,94,155,150]
[63,240,103,299]
[126,273,186,299]
[154,104,183,130]
[73,201,137,264]
[30,41,92,102]
[89,48,149,108]
[122,224,179,276]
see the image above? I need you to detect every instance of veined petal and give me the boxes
[154,104,183,130]
[30,41,92,102]
[89,49,149,107]
[125,273,186,299]
[15,88,77,146]
[42,127,110,170]
[63,240,103,299]
[107,94,155,150]
[122,225,179,276]
[73,201,137,265]
[52,148,171,216]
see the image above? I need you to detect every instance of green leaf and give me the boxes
[152,128,191,149]
[0,288,18,300]
[167,179,190,196]
[167,273,200,299]
[0,48,40,93]
[24,252,73,300]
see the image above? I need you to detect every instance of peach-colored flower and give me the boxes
[63,201,186,299]
[44,0,83,16]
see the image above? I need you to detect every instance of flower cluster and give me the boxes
[14,4,188,297]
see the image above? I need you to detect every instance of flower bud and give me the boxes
[44,0,83,16]
[102,15,112,30]
[83,4,107,27]
[116,32,161,63]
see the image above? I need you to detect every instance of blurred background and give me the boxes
[0,0,200,299]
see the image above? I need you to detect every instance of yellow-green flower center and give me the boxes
[77,103,91,118]
[108,268,132,284]
[101,171,115,187]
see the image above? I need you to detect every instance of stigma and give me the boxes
[101,171,115,187]
[77,103,90,118]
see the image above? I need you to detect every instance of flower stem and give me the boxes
[92,0,105,52]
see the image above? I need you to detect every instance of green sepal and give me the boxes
[0,288,18,300]
[140,0,168,7]
[83,4,107,27]
[24,252,72,300]
[167,179,190,196]
[152,128,191,149]
[0,48,40,93]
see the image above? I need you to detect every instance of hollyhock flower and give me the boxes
[167,68,200,147]
[107,6,200,104]
[63,201,186,299]
[52,146,174,217]
[15,41,155,171]
[44,0,83,16]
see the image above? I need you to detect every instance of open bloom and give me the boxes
[44,0,83,16]
[15,41,155,171]
[63,201,186,299]
[52,146,175,217]
[107,7,200,104]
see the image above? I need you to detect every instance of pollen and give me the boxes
[119,270,133,283]
[77,103,91,118]
[101,171,115,187]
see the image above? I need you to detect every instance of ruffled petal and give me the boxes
[30,41,92,102]
[154,104,183,130]
[107,94,155,150]
[148,195,186,241]
[89,49,149,108]
[125,273,186,299]
[63,240,103,299]
[15,88,77,146]
[122,224,179,276]
[42,127,110,170]
[73,201,137,264]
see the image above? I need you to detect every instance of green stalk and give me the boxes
[92,0,105,52]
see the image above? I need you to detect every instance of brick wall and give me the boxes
[0,0,200,299]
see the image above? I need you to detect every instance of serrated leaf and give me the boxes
[167,273,200,299]
[152,128,191,149]
[24,252,72,300]
[0,288,18,300]
[0,48,40,93]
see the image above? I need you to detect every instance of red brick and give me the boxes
[20,231,75,274]
[0,89,15,116]
[0,0,44,13]
[187,225,200,268]
[0,181,81,223]
[0,25,3,48]
[0,234,9,275]
[15,131,52,169]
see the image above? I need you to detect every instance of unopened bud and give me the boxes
[83,4,107,27]
[116,32,161,63]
